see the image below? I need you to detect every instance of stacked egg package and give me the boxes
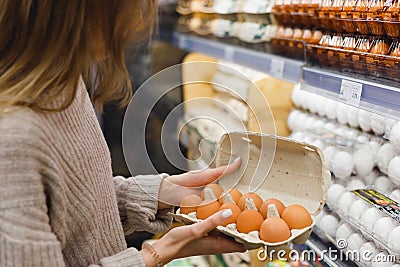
[176,0,279,49]
[288,85,400,265]
[272,0,400,83]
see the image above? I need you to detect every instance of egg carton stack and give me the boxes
[176,0,278,48]
[289,84,400,185]
[315,209,400,267]
[181,61,267,169]
[287,84,400,265]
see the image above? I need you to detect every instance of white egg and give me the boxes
[347,107,359,128]
[374,176,393,194]
[369,141,382,159]
[353,149,374,177]
[376,143,396,172]
[345,128,359,139]
[304,117,317,130]
[373,217,398,241]
[359,109,372,132]
[348,199,370,219]
[315,209,327,225]
[314,119,326,129]
[327,184,346,206]
[331,151,354,179]
[335,126,348,137]
[364,170,380,185]
[291,132,305,142]
[316,96,327,117]
[386,118,396,136]
[296,113,310,131]
[325,99,337,120]
[311,139,325,150]
[287,110,301,131]
[347,233,365,250]
[291,84,302,107]
[347,179,365,191]
[319,215,340,237]
[388,226,400,251]
[371,252,393,267]
[324,122,337,132]
[306,94,317,113]
[337,104,349,125]
[389,189,400,203]
[390,122,400,151]
[388,156,400,185]
[324,146,339,164]
[298,90,310,110]
[336,223,353,241]
[357,135,369,144]
[338,192,357,213]
[371,114,386,136]
[360,208,384,231]
[359,242,378,262]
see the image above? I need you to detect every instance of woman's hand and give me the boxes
[158,157,241,209]
[139,210,246,266]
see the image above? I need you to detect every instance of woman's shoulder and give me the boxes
[0,107,46,146]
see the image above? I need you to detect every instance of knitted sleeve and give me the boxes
[114,174,173,235]
[0,119,147,267]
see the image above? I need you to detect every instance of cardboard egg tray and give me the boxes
[171,132,331,252]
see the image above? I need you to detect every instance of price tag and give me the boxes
[339,79,363,107]
[270,59,285,79]
[224,46,235,62]
[178,35,187,49]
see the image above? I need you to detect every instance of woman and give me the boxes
[0,1,245,266]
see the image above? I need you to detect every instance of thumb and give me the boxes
[189,209,233,238]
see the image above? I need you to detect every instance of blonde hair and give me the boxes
[0,0,157,113]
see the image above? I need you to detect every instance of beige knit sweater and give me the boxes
[0,79,173,267]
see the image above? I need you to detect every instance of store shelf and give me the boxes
[173,32,303,83]
[173,32,400,120]
[301,67,400,120]
[306,234,358,267]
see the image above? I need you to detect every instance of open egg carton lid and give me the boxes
[171,131,331,250]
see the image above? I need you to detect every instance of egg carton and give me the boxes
[328,197,400,258]
[334,221,399,267]
[291,86,398,139]
[171,132,331,252]
[315,212,398,267]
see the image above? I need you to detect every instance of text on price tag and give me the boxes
[270,59,285,79]
[339,79,363,107]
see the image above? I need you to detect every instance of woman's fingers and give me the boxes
[170,157,242,187]
[149,210,244,264]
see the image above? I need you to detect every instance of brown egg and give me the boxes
[218,188,243,204]
[219,202,241,227]
[260,198,286,219]
[238,193,263,211]
[200,184,223,199]
[236,210,264,234]
[180,194,203,215]
[260,217,291,243]
[282,204,313,229]
[196,200,221,220]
